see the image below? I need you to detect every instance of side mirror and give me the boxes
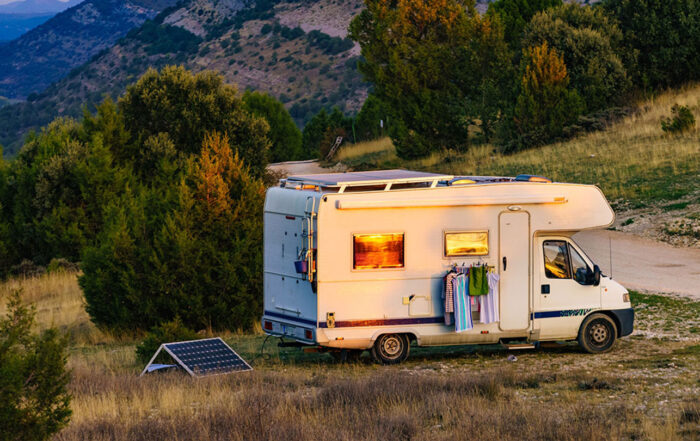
[592,265,601,286]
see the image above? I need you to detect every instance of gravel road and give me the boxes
[574,230,700,299]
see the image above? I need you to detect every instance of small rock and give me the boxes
[507,354,517,362]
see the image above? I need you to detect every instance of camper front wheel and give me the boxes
[578,313,617,353]
[371,334,410,364]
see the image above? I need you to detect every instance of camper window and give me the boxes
[444,231,489,257]
[353,233,404,270]
[543,240,572,279]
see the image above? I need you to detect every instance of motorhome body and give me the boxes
[262,170,633,364]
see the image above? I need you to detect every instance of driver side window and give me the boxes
[569,245,591,285]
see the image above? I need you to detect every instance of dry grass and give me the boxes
[0,271,110,345]
[336,137,396,161]
[339,84,700,205]
[2,274,698,440]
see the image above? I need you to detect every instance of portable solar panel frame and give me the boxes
[139,337,253,378]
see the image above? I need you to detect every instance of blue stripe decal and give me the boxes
[531,308,593,319]
[263,310,317,327]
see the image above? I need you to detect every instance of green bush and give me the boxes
[513,43,583,149]
[0,291,71,441]
[243,90,303,162]
[661,105,696,134]
[522,3,629,112]
[135,317,199,365]
[118,66,271,177]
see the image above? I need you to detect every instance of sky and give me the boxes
[0,0,71,5]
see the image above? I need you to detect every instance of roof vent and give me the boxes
[515,174,552,183]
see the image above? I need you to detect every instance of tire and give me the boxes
[370,334,410,365]
[578,313,618,353]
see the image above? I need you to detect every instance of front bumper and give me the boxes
[609,308,634,337]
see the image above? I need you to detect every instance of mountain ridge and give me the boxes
[0,0,368,155]
[0,0,179,99]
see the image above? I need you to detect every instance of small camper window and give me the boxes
[353,233,404,270]
[444,231,489,257]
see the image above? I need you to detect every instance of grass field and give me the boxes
[336,84,700,207]
[2,272,698,440]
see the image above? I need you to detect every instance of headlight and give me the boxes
[622,292,630,303]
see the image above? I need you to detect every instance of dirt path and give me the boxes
[268,160,327,175]
[574,230,700,299]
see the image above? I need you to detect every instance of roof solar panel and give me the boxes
[140,337,252,377]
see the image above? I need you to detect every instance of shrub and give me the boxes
[135,317,199,364]
[0,291,71,441]
[46,258,80,274]
[522,3,629,112]
[243,90,303,162]
[513,42,583,149]
[661,105,696,134]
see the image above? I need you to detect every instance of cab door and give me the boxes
[535,237,600,339]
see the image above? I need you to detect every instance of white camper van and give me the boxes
[262,170,633,364]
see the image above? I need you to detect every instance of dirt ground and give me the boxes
[574,230,700,299]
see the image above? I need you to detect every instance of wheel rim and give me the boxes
[380,335,403,359]
[587,320,612,348]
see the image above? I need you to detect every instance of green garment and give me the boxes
[469,265,488,296]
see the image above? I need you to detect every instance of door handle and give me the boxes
[503,256,507,271]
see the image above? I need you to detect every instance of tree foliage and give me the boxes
[243,90,302,162]
[350,0,513,158]
[487,0,562,49]
[0,292,71,441]
[603,0,700,89]
[522,3,629,112]
[301,108,352,159]
[119,66,270,176]
[80,132,266,331]
[513,42,583,148]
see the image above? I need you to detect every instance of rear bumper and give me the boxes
[261,311,316,344]
[609,308,634,337]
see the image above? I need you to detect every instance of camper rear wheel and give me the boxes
[578,313,617,353]
[371,334,410,365]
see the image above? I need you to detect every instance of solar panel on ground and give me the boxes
[140,337,252,377]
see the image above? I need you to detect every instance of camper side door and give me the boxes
[535,237,601,340]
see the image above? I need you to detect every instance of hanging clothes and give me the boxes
[453,273,473,332]
[443,272,458,325]
[479,272,500,324]
[469,264,489,296]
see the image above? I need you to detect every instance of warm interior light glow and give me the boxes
[445,231,489,256]
[529,176,551,183]
[353,233,404,269]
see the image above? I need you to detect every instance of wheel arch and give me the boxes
[370,329,420,345]
[581,310,622,338]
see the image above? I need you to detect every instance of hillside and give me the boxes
[0,0,179,100]
[0,0,367,155]
[0,0,81,14]
[331,84,700,247]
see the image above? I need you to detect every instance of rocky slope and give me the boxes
[0,0,179,99]
[0,0,367,155]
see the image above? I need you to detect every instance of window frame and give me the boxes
[351,232,406,271]
[443,229,490,258]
